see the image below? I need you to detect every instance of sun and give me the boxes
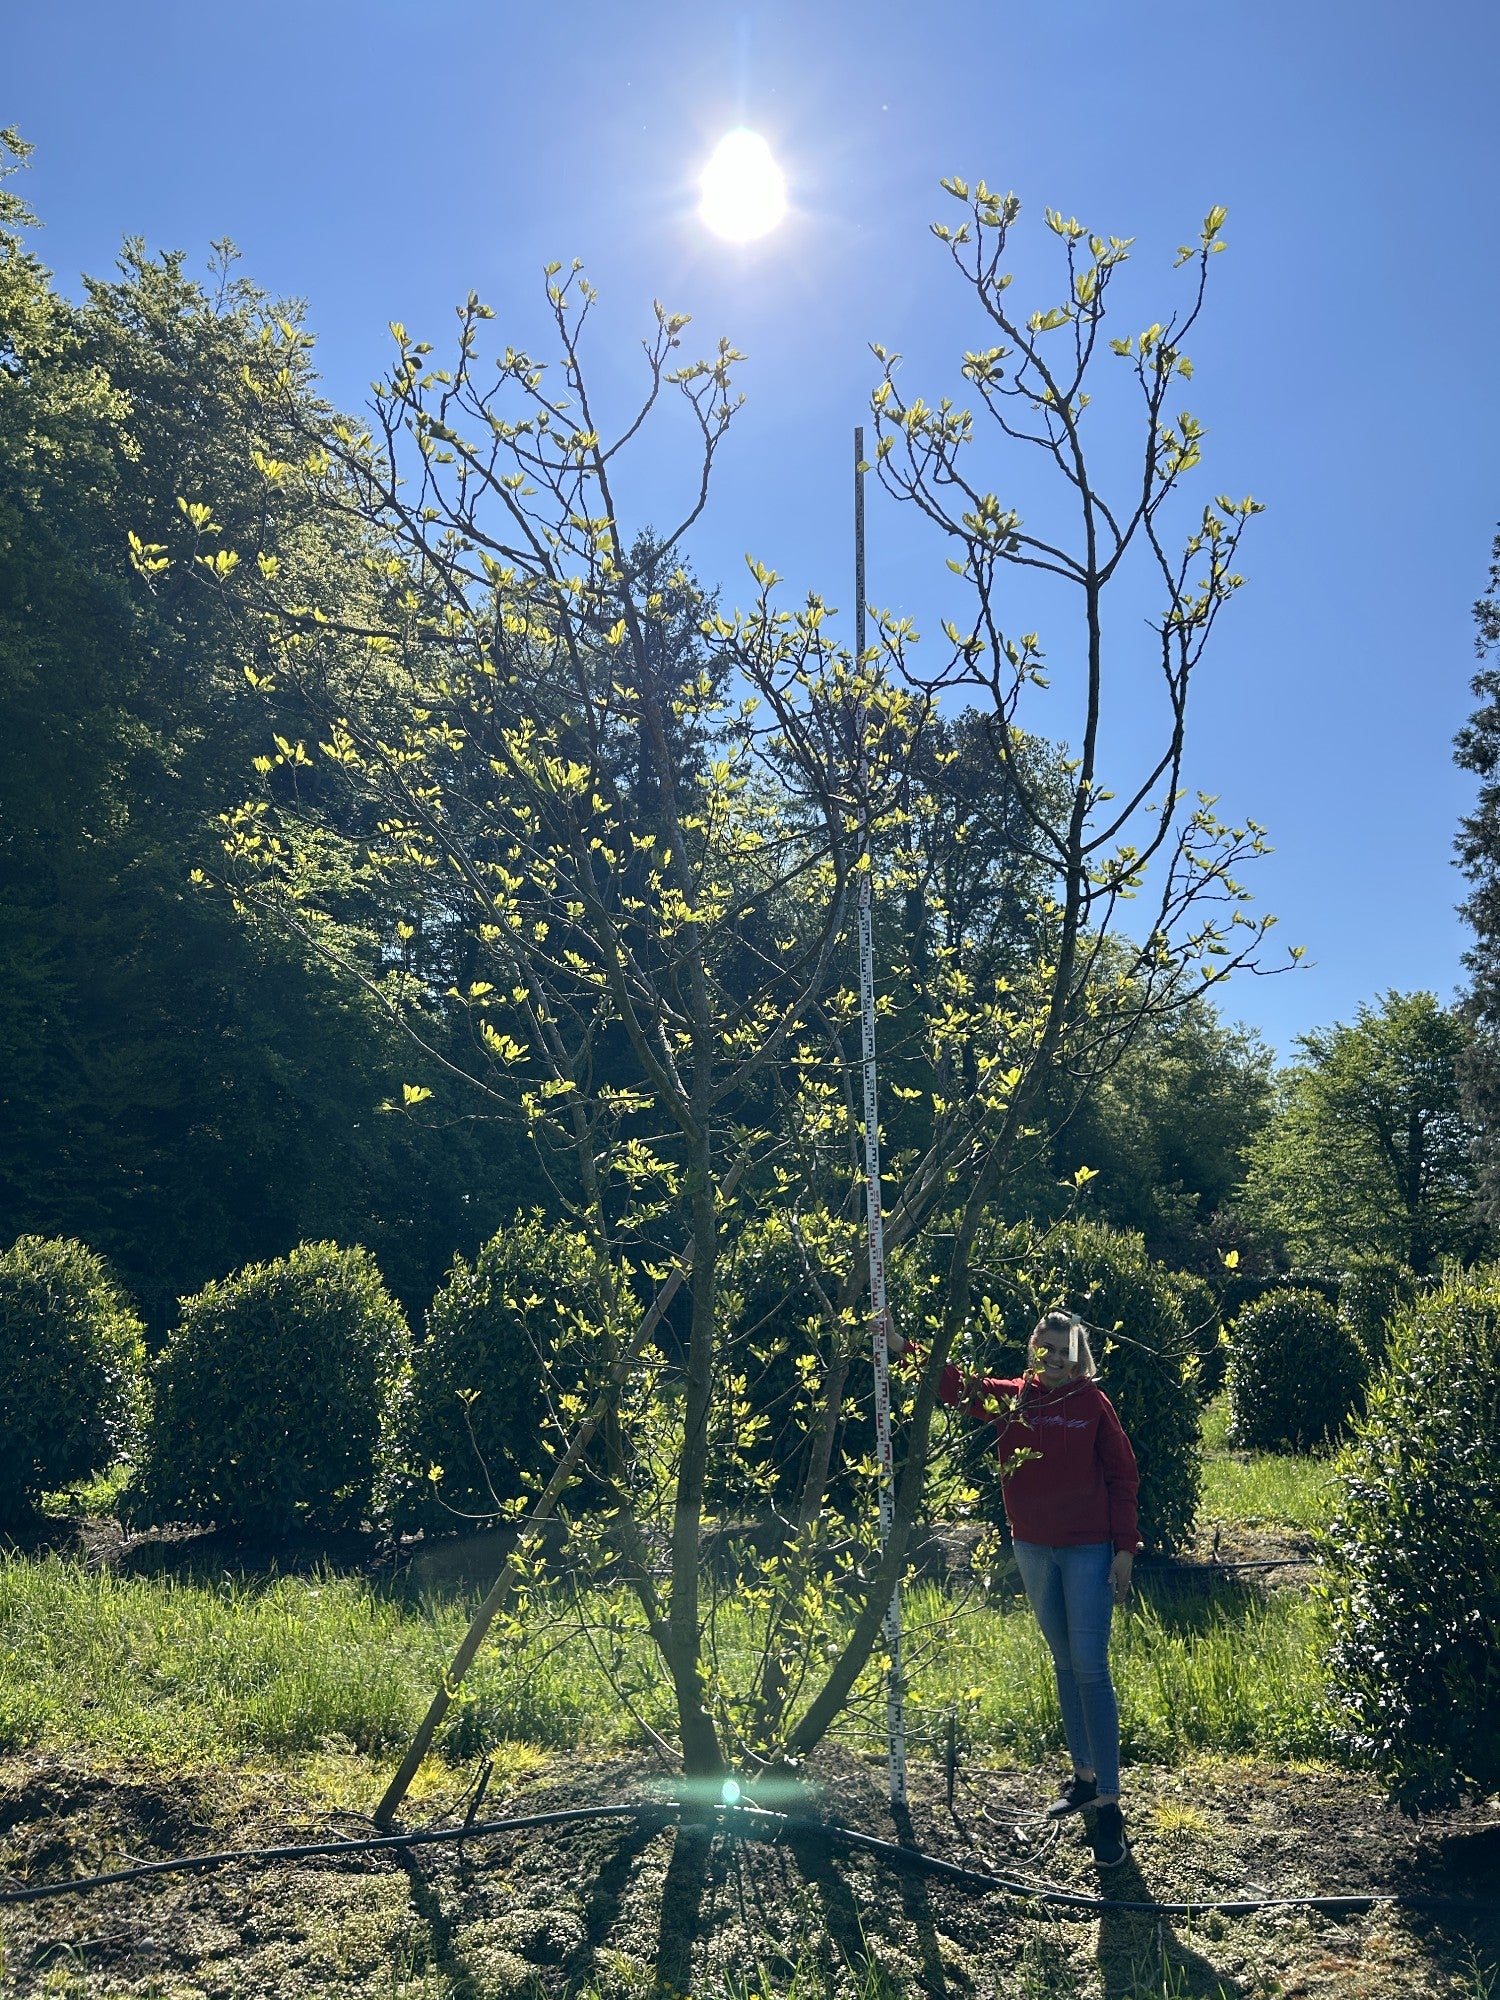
[699,130,787,243]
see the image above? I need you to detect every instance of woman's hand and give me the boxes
[1108,1552,1134,1606]
[884,1316,905,1358]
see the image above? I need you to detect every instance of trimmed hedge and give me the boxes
[0,1235,146,1521]
[1226,1289,1364,1452]
[948,1222,1201,1552]
[125,1242,408,1536]
[1035,1224,1202,1552]
[381,1213,602,1533]
[710,1209,871,1515]
[1323,1271,1500,1809]
[1169,1270,1225,1402]
[1337,1256,1417,1368]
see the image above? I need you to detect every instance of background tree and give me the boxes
[1041,998,1274,1269]
[1237,991,1484,1275]
[0,132,529,1328]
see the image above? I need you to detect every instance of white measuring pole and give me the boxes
[854,424,907,1808]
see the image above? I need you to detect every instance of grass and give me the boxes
[0,1544,1333,1782]
[1198,1449,1339,1531]
[0,1392,1343,1780]
[1197,1393,1342,1531]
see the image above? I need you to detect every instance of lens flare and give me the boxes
[699,131,787,242]
[721,1778,742,1806]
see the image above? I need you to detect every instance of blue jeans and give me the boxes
[1011,1540,1120,1797]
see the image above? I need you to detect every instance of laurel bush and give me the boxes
[710,1208,920,1516]
[1226,1288,1364,1452]
[1035,1224,1202,1551]
[944,1222,1200,1551]
[380,1213,602,1533]
[125,1242,408,1535]
[1337,1255,1417,1368]
[1169,1269,1225,1401]
[1322,1270,1500,1809]
[0,1236,146,1521]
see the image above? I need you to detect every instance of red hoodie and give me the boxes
[938,1362,1142,1554]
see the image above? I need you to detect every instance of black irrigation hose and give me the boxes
[0,1798,1490,1920]
[0,1804,658,1909]
[1136,1557,1317,1573]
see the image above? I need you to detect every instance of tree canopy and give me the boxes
[1237,991,1485,1275]
[136,176,1281,1780]
[1454,520,1500,1219]
[0,130,528,1326]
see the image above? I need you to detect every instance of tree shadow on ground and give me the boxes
[779,1818,906,1996]
[887,1800,960,1996]
[655,1814,715,1992]
[563,1815,675,1992]
[397,1847,482,2000]
[1093,1847,1248,2000]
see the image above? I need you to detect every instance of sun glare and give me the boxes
[699,130,787,242]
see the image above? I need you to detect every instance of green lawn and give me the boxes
[0,1548,1332,1782]
[1196,1393,1341,1530]
[0,1394,1344,1782]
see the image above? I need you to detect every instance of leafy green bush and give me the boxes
[381,1214,602,1533]
[1226,1289,1364,1452]
[1322,1271,1500,1809]
[1337,1256,1417,1368]
[126,1242,408,1536]
[942,1223,1199,1549]
[0,1236,147,1522]
[709,1209,930,1518]
[1169,1270,1225,1402]
[1033,1224,1202,1551]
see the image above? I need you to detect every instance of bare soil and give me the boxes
[3,1745,1497,1999]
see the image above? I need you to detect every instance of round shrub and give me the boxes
[710,1210,873,1516]
[1226,1289,1364,1452]
[1033,1224,1202,1552]
[1322,1271,1500,1809]
[126,1242,408,1536]
[381,1214,602,1534]
[0,1235,146,1521]
[1338,1256,1416,1369]
[1168,1270,1225,1403]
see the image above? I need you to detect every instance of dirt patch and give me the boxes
[2,1748,1496,1999]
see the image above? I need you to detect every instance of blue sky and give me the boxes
[9,0,1499,1059]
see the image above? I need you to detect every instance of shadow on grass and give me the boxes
[1127,1569,1267,1634]
[1093,1846,1248,2000]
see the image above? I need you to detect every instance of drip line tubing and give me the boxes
[1,1796,1490,1920]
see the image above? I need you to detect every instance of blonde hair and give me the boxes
[1030,1309,1098,1380]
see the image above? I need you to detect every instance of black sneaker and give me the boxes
[1090,1801,1128,1867]
[1044,1774,1099,1820]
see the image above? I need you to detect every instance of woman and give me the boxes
[890,1308,1140,1866]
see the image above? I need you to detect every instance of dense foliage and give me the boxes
[1336,1256,1417,1368]
[1323,1270,1500,1810]
[0,133,528,1330]
[1046,1004,1274,1272]
[0,1234,146,1520]
[126,1242,409,1535]
[1454,525,1500,1225]
[381,1215,600,1533]
[1238,992,1484,1275]
[1226,1289,1364,1452]
[1167,1269,1226,1401]
[971,1222,1203,1552]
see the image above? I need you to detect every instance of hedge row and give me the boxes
[0,1226,1426,1534]
[0,1224,583,1534]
